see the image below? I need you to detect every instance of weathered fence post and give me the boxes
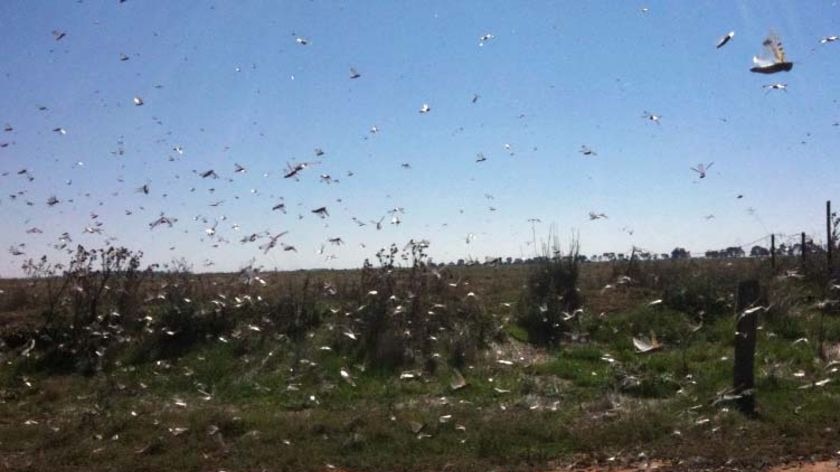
[734,279,760,415]
[828,201,833,272]
[801,232,807,267]
[770,234,776,270]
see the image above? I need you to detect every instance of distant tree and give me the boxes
[671,247,690,259]
[750,245,770,257]
[705,250,721,258]
[505,257,513,265]
[806,239,824,254]
[660,253,670,260]
[724,246,745,258]
[602,252,616,261]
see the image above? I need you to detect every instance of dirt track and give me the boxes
[769,461,840,471]
[556,459,840,472]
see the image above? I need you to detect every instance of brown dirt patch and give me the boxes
[769,460,840,471]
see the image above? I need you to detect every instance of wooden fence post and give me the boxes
[770,234,776,270]
[828,201,833,272]
[801,232,807,267]
[734,279,760,415]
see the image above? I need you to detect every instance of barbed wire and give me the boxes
[618,231,831,260]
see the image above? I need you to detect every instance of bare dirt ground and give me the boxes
[548,458,840,472]
[769,461,840,472]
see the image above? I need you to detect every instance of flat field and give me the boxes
[1,253,839,471]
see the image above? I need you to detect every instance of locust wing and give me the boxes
[750,32,793,73]
[752,55,774,68]
[765,33,786,63]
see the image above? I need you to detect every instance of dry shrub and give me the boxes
[517,233,582,346]
[336,240,498,372]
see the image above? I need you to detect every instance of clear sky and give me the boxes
[1,1,839,276]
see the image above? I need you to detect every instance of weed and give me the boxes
[517,232,582,346]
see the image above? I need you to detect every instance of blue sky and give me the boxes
[1,1,839,276]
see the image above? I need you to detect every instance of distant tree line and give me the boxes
[439,238,831,267]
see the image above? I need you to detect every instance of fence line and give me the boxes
[621,230,830,261]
